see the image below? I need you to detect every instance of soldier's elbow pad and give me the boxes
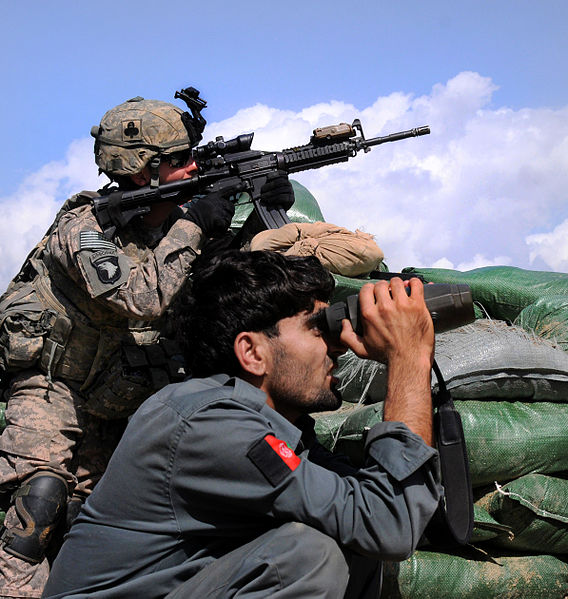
[1,472,68,564]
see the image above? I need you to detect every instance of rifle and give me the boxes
[93,119,430,239]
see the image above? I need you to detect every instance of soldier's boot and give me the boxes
[0,472,68,564]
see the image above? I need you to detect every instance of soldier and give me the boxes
[0,91,293,598]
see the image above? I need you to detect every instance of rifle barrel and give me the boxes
[363,125,430,149]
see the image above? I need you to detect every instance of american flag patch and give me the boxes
[79,231,117,252]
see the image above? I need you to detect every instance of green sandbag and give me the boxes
[470,504,514,544]
[433,320,568,400]
[231,179,325,230]
[0,401,5,433]
[515,295,568,352]
[476,473,568,554]
[380,548,568,599]
[313,402,361,450]
[333,402,383,463]
[402,265,568,322]
[330,274,371,303]
[335,351,386,404]
[333,400,568,487]
[336,320,568,404]
[459,401,568,486]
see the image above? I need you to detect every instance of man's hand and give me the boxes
[339,277,435,446]
[260,172,295,211]
[339,277,434,365]
[185,188,236,238]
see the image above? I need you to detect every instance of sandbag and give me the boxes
[0,401,5,434]
[335,351,386,404]
[380,548,568,599]
[332,400,568,487]
[452,400,568,487]
[433,320,568,400]
[469,504,513,544]
[313,402,360,450]
[515,295,568,351]
[402,265,568,322]
[476,473,568,554]
[250,222,384,277]
[335,320,568,404]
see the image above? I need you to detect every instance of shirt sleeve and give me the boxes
[171,403,442,561]
[48,206,205,319]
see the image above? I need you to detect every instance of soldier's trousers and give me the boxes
[164,522,382,599]
[0,370,125,599]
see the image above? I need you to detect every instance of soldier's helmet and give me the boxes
[91,97,194,178]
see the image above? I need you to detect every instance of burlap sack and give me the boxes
[250,222,384,277]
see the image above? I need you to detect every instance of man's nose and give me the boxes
[185,160,198,175]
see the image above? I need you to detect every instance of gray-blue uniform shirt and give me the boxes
[43,374,442,598]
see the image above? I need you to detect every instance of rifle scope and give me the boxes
[323,283,475,339]
[194,133,254,160]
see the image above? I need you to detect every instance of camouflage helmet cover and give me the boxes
[91,97,192,176]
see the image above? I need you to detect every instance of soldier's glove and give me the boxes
[185,186,237,239]
[260,172,295,211]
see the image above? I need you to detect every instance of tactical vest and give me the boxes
[0,192,185,419]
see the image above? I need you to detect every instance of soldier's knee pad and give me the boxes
[1,472,68,563]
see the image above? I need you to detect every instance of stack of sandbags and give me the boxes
[401,265,568,322]
[403,265,568,349]
[314,316,568,598]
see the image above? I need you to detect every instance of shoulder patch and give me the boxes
[79,230,117,252]
[90,250,121,284]
[247,434,300,487]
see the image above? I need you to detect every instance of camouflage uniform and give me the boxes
[0,94,208,598]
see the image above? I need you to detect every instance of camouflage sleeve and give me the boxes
[48,205,205,319]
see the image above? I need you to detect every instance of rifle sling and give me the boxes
[427,359,474,547]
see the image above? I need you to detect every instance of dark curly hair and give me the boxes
[172,250,335,377]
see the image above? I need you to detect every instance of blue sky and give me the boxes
[1,1,567,288]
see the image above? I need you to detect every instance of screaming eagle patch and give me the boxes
[248,434,301,487]
[90,249,122,284]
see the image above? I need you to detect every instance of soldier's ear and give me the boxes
[234,331,270,378]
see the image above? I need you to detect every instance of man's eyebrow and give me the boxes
[305,308,327,328]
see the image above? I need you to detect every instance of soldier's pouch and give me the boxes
[80,329,186,420]
[0,284,56,373]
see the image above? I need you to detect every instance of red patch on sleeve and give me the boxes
[264,435,300,471]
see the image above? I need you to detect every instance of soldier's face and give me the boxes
[263,301,346,422]
[158,158,198,183]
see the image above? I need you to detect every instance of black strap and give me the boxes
[426,359,474,547]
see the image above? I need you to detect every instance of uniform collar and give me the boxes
[230,376,304,452]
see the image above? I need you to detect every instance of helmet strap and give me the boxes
[149,156,161,188]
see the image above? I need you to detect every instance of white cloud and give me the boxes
[433,254,513,272]
[0,138,106,287]
[527,219,568,273]
[1,71,567,291]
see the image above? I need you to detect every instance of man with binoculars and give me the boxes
[44,249,443,599]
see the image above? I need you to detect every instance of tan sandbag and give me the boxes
[250,222,384,277]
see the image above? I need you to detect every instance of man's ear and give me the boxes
[234,331,271,378]
[130,167,150,187]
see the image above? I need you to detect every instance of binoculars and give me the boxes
[323,283,475,339]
